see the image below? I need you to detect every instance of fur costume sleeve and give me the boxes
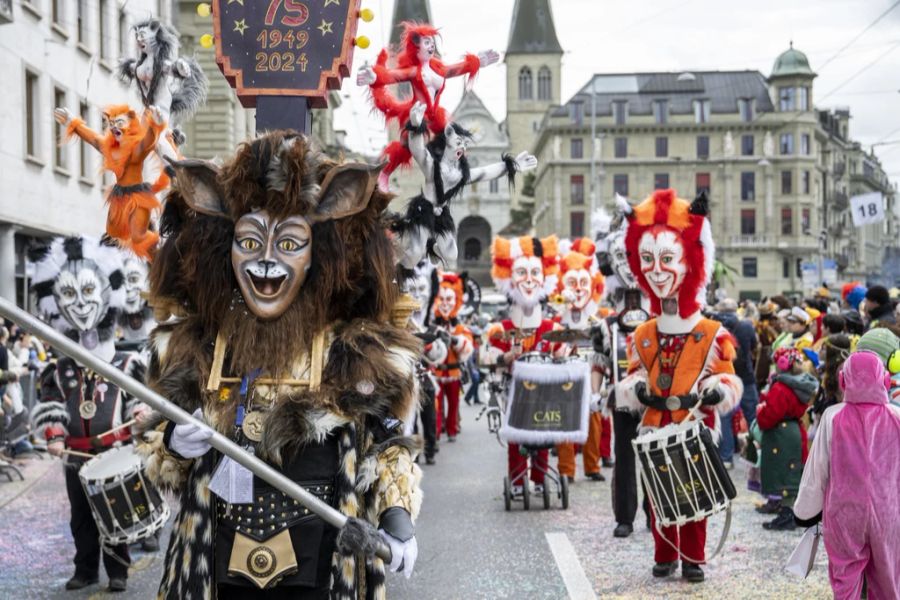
[136,323,201,492]
[697,326,743,416]
[31,363,69,441]
[615,333,647,415]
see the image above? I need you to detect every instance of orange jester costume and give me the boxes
[431,272,475,440]
[56,105,168,260]
[615,190,742,583]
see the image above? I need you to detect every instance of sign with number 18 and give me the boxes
[849,192,884,227]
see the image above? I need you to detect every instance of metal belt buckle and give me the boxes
[665,396,682,411]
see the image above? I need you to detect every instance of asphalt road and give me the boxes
[0,400,834,599]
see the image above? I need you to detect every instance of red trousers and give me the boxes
[600,415,612,459]
[508,444,548,485]
[649,506,707,564]
[438,380,461,437]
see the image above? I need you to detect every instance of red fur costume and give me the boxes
[367,22,481,180]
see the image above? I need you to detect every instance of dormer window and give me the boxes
[738,98,754,122]
[693,99,710,124]
[653,100,668,124]
[613,101,628,125]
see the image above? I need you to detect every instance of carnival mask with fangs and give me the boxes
[165,153,383,321]
[232,211,312,320]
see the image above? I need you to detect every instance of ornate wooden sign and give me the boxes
[213,0,361,109]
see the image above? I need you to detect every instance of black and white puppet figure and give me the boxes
[29,236,149,592]
[591,205,652,539]
[116,18,208,159]
[394,101,538,273]
[141,132,423,598]
[117,256,156,345]
[406,260,446,464]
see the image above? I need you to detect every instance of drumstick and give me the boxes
[62,449,94,459]
[103,419,137,437]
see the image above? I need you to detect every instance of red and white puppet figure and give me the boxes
[557,238,606,330]
[554,238,607,482]
[615,190,742,583]
[431,272,475,442]
[357,22,499,190]
[486,236,563,495]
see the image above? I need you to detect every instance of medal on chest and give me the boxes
[242,411,265,442]
[656,373,673,390]
[79,400,97,419]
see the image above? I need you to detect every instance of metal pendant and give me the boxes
[242,411,265,442]
[79,400,97,420]
[656,373,673,390]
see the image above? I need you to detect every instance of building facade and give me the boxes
[0,0,173,307]
[530,46,897,298]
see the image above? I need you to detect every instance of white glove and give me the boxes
[379,530,417,579]
[356,64,376,86]
[589,392,604,413]
[169,408,213,458]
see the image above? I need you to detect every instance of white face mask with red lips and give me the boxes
[637,228,701,334]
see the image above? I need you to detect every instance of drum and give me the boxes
[500,357,591,445]
[79,445,170,545]
[633,418,736,527]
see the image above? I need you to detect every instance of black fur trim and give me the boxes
[336,517,382,556]
[31,280,54,299]
[109,269,125,290]
[532,237,543,258]
[426,123,473,204]
[99,234,118,248]
[63,237,84,261]
[433,209,455,236]
[501,152,518,189]
[690,190,709,216]
[27,242,50,263]
[391,195,435,234]
[403,120,427,136]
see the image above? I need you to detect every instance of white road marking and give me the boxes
[545,532,598,600]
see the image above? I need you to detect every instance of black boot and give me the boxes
[755,498,781,514]
[652,561,678,577]
[613,523,633,538]
[763,506,796,531]
[682,563,704,583]
[65,575,99,590]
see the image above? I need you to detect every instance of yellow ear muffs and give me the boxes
[888,349,900,375]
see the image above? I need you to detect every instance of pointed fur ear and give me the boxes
[165,157,228,219]
[312,162,383,223]
[690,190,710,216]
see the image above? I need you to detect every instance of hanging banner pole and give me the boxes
[0,296,390,562]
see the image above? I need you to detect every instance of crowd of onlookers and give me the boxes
[0,322,50,462]
[710,283,900,595]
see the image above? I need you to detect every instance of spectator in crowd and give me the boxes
[864,285,897,327]
[713,298,759,468]
[856,328,900,408]
[812,314,846,353]
[795,351,900,599]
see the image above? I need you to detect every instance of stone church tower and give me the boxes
[505,0,563,209]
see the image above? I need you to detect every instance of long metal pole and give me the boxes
[0,297,391,562]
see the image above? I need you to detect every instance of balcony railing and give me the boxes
[833,191,849,211]
[728,234,772,247]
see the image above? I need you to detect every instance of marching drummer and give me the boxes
[553,239,607,483]
[29,236,150,594]
[486,235,566,497]
[615,191,742,583]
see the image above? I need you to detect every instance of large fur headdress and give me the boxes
[622,189,713,318]
[558,238,605,303]
[491,235,559,297]
[152,131,393,375]
[29,236,126,342]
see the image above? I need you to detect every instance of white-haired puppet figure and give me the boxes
[393,102,537,275]
[29,236,149,593]
[116,18,208,160]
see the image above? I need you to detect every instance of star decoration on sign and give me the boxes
[234,19,248,35]
[317,19,333,35]
[324,0,340,5]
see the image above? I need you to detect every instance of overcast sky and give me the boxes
[335,0,900,186]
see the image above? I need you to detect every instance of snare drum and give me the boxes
[633,419,736,527]
[79,445,170,545]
